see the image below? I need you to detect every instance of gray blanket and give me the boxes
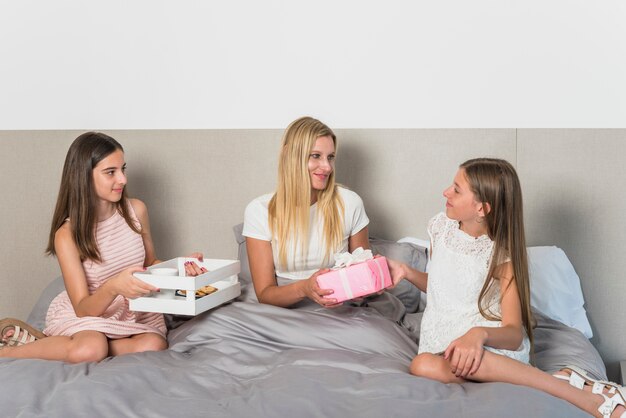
[1,293,603,418]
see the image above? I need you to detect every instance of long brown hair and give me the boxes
[460,158,534,349]
[46,132,141,262]
[268,117,345,269]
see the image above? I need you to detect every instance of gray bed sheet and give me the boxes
[1,288,602,418]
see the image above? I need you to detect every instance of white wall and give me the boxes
[1,0,625,129]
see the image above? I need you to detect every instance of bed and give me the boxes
[0,233,606,418]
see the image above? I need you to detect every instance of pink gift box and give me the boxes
[316,255,392,303]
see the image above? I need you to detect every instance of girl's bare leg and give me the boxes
[411,352,625,418]
[0,330,108,363]
[108,332,167,356]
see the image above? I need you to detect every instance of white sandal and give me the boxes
[554,365,626,417]
[596,387,626,417]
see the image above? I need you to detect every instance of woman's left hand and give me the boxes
[444,327,487,378]
[301,269,342,307]
[184,252,205,276]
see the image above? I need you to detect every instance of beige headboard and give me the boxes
[1,129,624,380]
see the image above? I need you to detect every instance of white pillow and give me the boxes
[528,246,593,338]
[398,236,430,250]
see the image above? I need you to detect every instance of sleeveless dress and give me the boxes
[44,208,167,339]
[418,212,530,363]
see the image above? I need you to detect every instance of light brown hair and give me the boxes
[460,158,534,349]
[46,132,140,262]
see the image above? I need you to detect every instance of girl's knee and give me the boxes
[133,334,167,353]
[67,339,108,363]
[410,353,437,377]
[410,353,455,383]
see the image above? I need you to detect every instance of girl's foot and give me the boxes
[554,367,626,417]
[0,318,45,347]
[594,391,625,418]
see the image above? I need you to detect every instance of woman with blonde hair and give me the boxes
[243,116,370,307]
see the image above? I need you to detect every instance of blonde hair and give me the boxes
[268,117,345,269]
[460,158,534,350]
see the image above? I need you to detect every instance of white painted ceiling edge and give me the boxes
[1,0,625,129]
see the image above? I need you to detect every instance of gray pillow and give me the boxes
[370,237,428,314]
[27,276,65,331]
[233,223,257,302]
[233,223,251,285]
[533,310,607,380]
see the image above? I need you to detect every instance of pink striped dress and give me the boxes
[44,208,167,339]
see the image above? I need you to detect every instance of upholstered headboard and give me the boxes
[1,129,624,380]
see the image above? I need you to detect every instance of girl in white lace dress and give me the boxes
[388,158,625,418]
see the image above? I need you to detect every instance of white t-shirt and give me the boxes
[243,187,369,281]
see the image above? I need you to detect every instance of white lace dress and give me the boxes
[418,212,530,363]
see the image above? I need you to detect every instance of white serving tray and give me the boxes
[129,257,241,315]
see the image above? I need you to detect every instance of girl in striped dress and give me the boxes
[0,132,203,363]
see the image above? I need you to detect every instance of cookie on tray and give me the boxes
[175,285,218,298]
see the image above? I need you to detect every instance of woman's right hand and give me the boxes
[300,269,340,307]
[108,266,158,299]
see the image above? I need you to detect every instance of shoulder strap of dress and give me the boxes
[123,199,138,218]
[121,199,142,231]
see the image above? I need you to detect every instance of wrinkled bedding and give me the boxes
[1,290,603,418]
